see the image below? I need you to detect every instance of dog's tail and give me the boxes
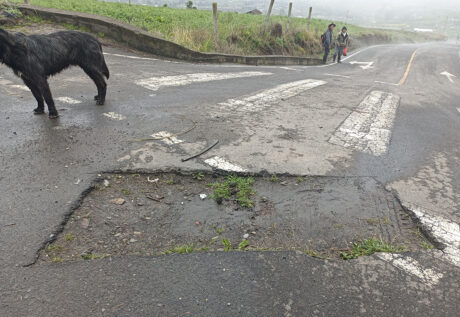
[97,41,110,79]
[102,58,110,79]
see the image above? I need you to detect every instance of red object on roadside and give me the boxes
[343,47,348,56]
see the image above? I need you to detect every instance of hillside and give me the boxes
[10,0,447,57]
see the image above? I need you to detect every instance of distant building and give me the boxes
[414,28,433,33]
[246,9,262,15]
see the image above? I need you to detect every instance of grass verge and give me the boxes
[9,0,446,56]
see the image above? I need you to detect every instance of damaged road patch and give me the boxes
[39,173,429,263]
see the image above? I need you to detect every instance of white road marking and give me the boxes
[457,107,460,114]
[329,91,400,156]
[374,80,399,86]
[151,131,184,145]
[9,84,29,91]
[117,154,131,162]
[218,79,326,113]
[204,156,247,172]
[440,71,456,83]
[409,205,460,267]
[279,67,298,71]
[377,253,444,286]
[349,61,374,70]
[136,72,272,91]
[56,97,82,104]
[103,52,158,61]
[102,112,126,121]
[325,73,351,78]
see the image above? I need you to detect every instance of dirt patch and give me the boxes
[39,172,430,263]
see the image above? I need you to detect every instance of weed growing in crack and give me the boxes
[340,238,407,260]
[421,241,434,250]
[238,240,249,250]
[163,244,209,255]
[192,172,205,181]
[121,189,131,196]
[51,257,64,263]
[45,244,66,253]
[209,175,256,207]
[64,233,75,242]
[222,238,249,251]
[222,238,232,251]
[303,248,325,259]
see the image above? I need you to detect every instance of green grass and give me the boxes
[340,238,407,260]
[209,175,256,208]
[163,244,209,255]
[64,233,75,242]
[45,244,66,253]
[9,0,446,56]
[421,241,434,250]
[121,188,131,195]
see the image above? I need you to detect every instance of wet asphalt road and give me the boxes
[0,39,459,316]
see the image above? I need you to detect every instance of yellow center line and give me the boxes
[398,49,418,86]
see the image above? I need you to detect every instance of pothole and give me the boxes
[39,172,431,263]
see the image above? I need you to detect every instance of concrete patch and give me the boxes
[329,91,400,156]
[39,174,425,263]
[136,72,272,91]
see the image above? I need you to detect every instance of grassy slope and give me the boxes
[9,0,446,56]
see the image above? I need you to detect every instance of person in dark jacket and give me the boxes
[333,26,349,63]
[322,23,336,64]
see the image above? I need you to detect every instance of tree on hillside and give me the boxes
[186,1,193,9]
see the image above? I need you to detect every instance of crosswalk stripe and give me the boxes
[218,79,326,113]
[411,205,460,267]
[204,156,247,172]
[329,91,400,156]
[56,97,82,104]
[377,253,444,286]
[136,72,272,91]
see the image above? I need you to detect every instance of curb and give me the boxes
[16,4,323,66]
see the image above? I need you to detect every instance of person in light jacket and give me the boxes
[322,23,336,64]
[333,26,349,63]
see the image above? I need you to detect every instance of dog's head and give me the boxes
[0,28,15,60]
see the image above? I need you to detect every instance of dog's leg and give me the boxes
[23,79,45,115]
[39,80,59,119]
[83,67,107,105]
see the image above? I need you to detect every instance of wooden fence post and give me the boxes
[212,3,218,49]
[264,0,275,32]
[307,6,313,30]
[286,2,293,33]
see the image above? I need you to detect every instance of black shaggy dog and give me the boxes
[0,28,109,118]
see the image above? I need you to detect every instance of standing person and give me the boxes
[322,23,336,64]
[333,26,349,63]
